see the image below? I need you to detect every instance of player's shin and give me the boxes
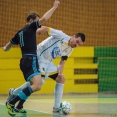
[54,83,64,109]
[15,86,33,110]
[13,82,30,95]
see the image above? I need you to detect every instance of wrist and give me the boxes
[53,5,58,9]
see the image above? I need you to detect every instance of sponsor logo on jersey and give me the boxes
[51,47,60,59]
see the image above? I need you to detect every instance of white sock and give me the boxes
[13,82,30,95]
[54,83,64,108]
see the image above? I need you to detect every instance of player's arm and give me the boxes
[39,0,60,25]
[57,56,68,77]
[2,41,13,51]
[36,26,49,35]
[36,26,64,38]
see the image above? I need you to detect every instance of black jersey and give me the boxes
[10,21,41,55]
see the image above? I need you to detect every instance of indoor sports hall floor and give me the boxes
[0,94,117,117]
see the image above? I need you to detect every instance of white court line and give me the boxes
[0,103,51,115]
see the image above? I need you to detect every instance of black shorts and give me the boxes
[20,56,41,81]
[41,73,58,80]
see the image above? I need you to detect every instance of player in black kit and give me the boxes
[2,0,60,116]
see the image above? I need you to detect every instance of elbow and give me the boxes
[42,17,46,22]
[39,17,46,25]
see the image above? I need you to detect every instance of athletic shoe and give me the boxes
[53,107,69,116]
[7,88,15,101]
[6,101,16,116]
[14,107,27,114]
[53,107,61,115]
[53,107,59,112]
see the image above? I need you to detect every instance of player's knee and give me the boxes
[62,76,65,83]
[34,79,45,91]
[31,81,42,91]
[30,75,42,91]
[56,75,65,84]
[31,84,41,92]
[36,85,41,91]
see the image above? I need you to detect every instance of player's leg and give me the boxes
[54,76,65,109]
[8,75,42,114]
[14,56,42,112]
[6,56,41,115]
[6,75,43,115]
[7,82,30,101]
[6,83,33,115]
[7,88,15,101]
[14,74,42,111]
[7,78,45,102]
[46,62,65,112]
[49,73,65,112]
[7,54,45,102]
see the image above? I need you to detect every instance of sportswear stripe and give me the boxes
[23,54,37,56]
[28,86,33,93]
[48,27,51,35]
[36,21,39,28]
[27,72,41,81]
[40,38,64,56]
[32,57,38,72]
[18,91,28,100]
[10,40,17,44]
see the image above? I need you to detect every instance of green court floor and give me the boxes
[0,94,117,117]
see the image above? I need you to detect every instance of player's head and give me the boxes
[69,33,85,48]
[26,12,40,23]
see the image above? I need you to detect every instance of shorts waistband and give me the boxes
[22,54,37,57]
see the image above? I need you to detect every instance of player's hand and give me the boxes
[1,46,6,51]
[58,73,63,78]
[53,0,60,8]
[1,46,9,51]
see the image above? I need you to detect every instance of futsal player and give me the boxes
[2,0,60,116]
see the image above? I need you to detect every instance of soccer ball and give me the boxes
[59,101,72,115]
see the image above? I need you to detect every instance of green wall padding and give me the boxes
[94,47,117,57]
[95,47,117,92]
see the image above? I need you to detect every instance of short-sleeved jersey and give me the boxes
[37,27,73,62]
[10,21,40,55]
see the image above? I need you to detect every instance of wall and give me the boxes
[0,47,98,94]
[0,0,117,47]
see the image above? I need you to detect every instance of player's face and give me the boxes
[34,16,40,21]
[70,36,83,48]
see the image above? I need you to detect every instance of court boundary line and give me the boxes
[0,103,51,115]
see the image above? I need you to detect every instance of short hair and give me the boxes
[26,12,40,22]
[75,33,85,42]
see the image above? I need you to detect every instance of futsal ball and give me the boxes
[59,101,72,115]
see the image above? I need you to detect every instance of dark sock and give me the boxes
[16,86,33,109]
[16,99,25,109]
[10,96,20,105]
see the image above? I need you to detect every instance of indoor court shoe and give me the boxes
[53,107,59,112]
[7,88,15,101]
[6,101,15,110]
[14,107,27,114]
[8,109,16,116]
[6,102,16,116]
[53,107,61,115]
